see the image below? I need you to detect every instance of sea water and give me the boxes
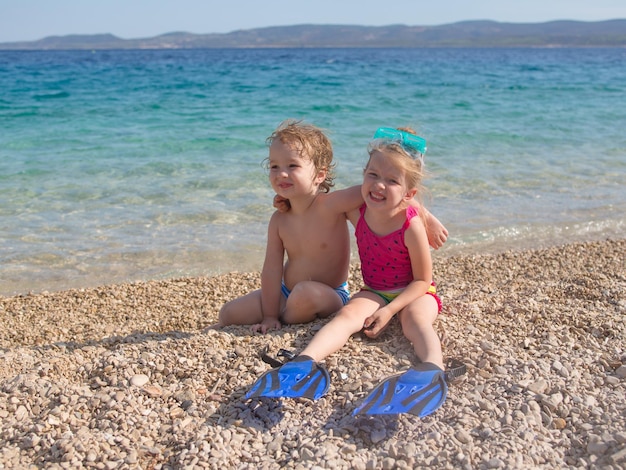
[1,48,625,295]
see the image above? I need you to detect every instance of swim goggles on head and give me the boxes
[372,127,427,158]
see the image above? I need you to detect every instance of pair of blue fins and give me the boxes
[246,350,466,417]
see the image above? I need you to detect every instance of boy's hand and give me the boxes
[251,317,282,334]
[426,218,448,250]
[273,195,291,212]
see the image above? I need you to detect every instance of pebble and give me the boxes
[142,385,162,397]
[455,429,472,444]
[0,239,623,469]
[130,374,149,387]
[611,447,626,464]
[370,429,386,444]
[527,378,549,394]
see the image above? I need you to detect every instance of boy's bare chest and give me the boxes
[280,212,347,253]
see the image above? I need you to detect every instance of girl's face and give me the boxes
[268,139,325,198]
[361,150,416,212]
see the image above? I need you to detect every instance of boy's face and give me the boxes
[268,140,325,199]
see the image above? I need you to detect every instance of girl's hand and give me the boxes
[362,308,394,338]
[273,195,291,212]
[251,317,282,334]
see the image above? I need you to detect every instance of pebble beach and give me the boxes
[1,238,624,469]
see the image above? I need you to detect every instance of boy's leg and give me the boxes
[398,296,443,369]
[299,293,382,362]
[216,289,271,327]
[281,280,346,324]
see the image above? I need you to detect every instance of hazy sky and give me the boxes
[1,0,625,42]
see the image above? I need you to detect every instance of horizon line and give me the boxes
[3,18,626,44]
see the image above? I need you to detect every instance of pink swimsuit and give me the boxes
[355,204,442,311]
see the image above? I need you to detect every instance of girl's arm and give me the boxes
[325,185,364,213]
[346,206,360,227]
[274,186,447,248]
[275,187,447,248]
[253,212,284,333]
[275,185,363,214]
[363,217,433,337]
[329,187,448,248]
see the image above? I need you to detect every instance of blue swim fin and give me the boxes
[246,355,330,401]
[353,362,448,417]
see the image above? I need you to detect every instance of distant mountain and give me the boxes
[2,20,625,50]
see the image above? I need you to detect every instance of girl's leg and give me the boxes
[300,292,382,362]
[281,280,346,324]
[398,295,443,369]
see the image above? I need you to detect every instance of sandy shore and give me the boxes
[1,238,624,469]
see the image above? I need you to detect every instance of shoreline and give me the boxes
[2,224,623,298]
[1,238,624,468]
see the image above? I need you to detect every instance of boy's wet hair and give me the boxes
[266,119,335,193]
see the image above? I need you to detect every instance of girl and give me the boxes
[307,126,441,362]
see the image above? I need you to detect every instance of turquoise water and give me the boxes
[1,48,625,295]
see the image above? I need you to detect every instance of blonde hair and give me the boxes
[265,119,335,193]
[366,126,428,210]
